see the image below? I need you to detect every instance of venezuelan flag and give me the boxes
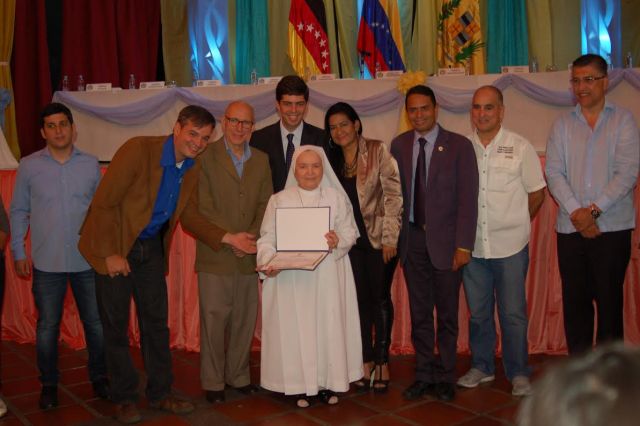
[357,0,406,75]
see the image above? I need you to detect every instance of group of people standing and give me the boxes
[2,52,637,423]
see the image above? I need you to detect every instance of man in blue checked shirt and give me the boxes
[546,54,640,355]
[10,102,108,410]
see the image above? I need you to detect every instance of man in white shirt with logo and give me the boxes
[457,86,546,396]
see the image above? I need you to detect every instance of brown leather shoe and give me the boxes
[150,395,194,415]
[115,403,141,424]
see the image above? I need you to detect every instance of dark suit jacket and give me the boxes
[79,136,226,275]
[250,121,328,192]
[390,126,479,270]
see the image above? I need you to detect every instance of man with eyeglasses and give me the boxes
[195,101,272,403]
[546,54,639,354]
[250,75,328,192]
[79,105,256,423]
[10,102,107,410]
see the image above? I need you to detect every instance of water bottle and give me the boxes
[77,74,85,91]
[465,60,471,75]
[374,62,381,78]
[625,51,633,68]
[128,74,136,89]
[62,75,69,91]
[530,56,538,73]
[250,68,257,85]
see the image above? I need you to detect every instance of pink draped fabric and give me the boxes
[1,158,639,354]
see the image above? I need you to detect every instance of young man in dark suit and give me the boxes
[250,75,328,192]
[390,85,479,402]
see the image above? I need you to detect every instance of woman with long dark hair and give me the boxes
[324,102,402,393]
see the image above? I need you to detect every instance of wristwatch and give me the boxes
[590,204,601,220]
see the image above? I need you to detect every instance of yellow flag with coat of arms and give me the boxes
[436,0,485,74]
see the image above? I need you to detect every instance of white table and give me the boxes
[55,70,640,161]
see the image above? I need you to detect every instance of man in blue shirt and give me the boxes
[546,54,640,354]
[78,105,256,424]
[10,102,107,409]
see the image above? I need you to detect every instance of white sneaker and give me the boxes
[511,375,532,396]
[0,397,7,418]
[457,368,495,388]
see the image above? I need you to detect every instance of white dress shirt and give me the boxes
[469,127,546,259]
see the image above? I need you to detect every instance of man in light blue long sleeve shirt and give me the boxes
[546,54,639,354]
[9,103,107,409]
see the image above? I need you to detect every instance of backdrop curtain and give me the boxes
[11,0,51,158]
[325,0,358,79]
[235,0,271,83]
[405,0,437,74]
[621,0,640,65]
[550,0,582,69]
[525,0,553,72]
[60,0,160,89]
[161,0,192,87]
[486,0,529,73]
[0,0,19,160]
[267,0,296,77]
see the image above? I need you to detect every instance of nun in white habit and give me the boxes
[257,145,363,407]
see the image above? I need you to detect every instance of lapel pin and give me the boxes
[437,146,444,152]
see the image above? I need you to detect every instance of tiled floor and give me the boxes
[0,341,563,425]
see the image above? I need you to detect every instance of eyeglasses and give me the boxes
[225,116,253,129]
[569,75,606,85]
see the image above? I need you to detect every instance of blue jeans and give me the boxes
[462,246,530,380]
[32,268,106,386]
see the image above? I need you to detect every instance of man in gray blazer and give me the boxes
[390,85,478,402]
[250,75,328,192]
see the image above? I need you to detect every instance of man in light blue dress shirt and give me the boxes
[546,54,640,354]
[9,103,107,409]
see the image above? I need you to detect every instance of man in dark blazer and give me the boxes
[250,75,328,192]
[79,106,256,424]
[390,85,479,402]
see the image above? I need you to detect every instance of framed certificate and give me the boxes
[262,207,331,271]
[275,207,330,251]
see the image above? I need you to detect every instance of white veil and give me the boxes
[284,145,348,200]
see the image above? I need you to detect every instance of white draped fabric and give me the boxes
[0,129,17,169]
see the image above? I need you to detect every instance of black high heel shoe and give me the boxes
[372,363,390,394]
[353,364,375,392]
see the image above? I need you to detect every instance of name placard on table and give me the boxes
[86,83,112,92]
[375,70,404,79]
[258,76,283,85]
[501,66,530,74]
[139,81,166,90]
[438,68,466,76]
[310,74,337,81]
[195,80,222,87]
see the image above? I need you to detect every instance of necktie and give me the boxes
[285,133,295,174]
[413,137,427,227]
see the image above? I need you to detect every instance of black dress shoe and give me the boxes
[205,390,225,403]
[235,384,260,395]
[402,381,435,400]
[39,385,58,409]
[92,377,110,399]
[436,382,456,401]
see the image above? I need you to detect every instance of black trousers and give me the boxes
[349,246,397,364]
[403,224,461,384]
[557,230,631,354]
[95,236,172,403]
